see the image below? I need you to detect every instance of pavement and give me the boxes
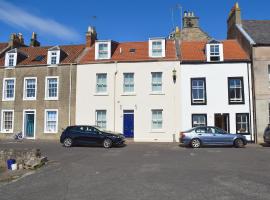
[0,140,270,200]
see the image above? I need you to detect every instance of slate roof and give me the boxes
[0,44,85,67]
[180,40,249,63]
[242,20,270,45]
[79,40,178,64]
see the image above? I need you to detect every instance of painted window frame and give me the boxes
[206,43,224,62]
[192,114,207,127]
[95,41,111,60]
[47,50,60,65]
[96,73,107,93]
[151,72,163,92]
[44,109,58,134]
[123,73,135,93]
[45,76,59,100]
[235,113,250,135]
[1,110,14,133]
[228,77,245,105]
[149,38,166,58]
[191,78,207,105]
[151,109,163,130]
[23,77,37,100]
[2,78,16,101]
[95,110,107,129]
[5,52,17,67]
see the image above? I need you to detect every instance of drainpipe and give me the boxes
[114,61,118,132]
[68,63,72,126]
[247,62,253,142]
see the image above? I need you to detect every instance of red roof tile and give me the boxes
[180,40,249,62]
[0,43,8,52]
[0,44,85,67]
[79,40,177,64]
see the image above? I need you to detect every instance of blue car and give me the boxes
[179,126,247,148]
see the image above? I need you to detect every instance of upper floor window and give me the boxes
[149,38,165,58]
[2,78,15,101]
[152,72,162,92]
[228,77,244,104]
[95,41,111,60]
[5,49,18,67]
[123,73,134,93]
[47,46,60,65]
[206,40,224,62]
[191,78,206,105]
[45,77,59,100]
[96,73,107,93]
[24,78,37,100]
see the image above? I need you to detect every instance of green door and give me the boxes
[25,111,35,138]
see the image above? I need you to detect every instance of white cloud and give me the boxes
[0,1,80,41]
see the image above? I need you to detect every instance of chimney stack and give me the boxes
[227,2,242,39]
[86,26,97,47]
[30,32,40,47]
[183,11,199,28]
[9,33,25,48]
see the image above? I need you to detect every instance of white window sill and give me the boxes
[44,131,57,134]
[23,98,37,101]
[149,55,164,58]
[121,93,136,96]
[1,130,13,134]
[45,97,59,101]
[4,67,15,69]
[2,98,15,102]
[48,64,59,67]
[150,130,165,133]
[149,92,165,95]
[94,93,109,96]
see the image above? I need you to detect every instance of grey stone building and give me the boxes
[0,33,85,140]
[227,3,270,143]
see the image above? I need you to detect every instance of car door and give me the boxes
[85,126,105,145]
[195,127,213,144]
[73,126,89,145]
[211,127,233,145]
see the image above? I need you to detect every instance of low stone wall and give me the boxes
[0,149,41,169]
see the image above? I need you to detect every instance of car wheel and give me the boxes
[63,138,73,147]
[234,138,244,148]
[103,138,112,148]
[190,138,201,148]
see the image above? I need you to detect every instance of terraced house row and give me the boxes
[0,3,268,142]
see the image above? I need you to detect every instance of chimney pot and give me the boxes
[86,26,97,47]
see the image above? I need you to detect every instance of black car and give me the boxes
[60,125,125,148]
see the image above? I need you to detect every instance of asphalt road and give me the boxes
[0,140,270,200]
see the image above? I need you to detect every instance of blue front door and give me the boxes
[123,110,134,138]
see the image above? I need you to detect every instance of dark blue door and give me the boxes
[123,111,134,138]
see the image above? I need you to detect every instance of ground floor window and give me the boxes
[152,109,163,129]
[236,113,249,135]
[96,110,107,128]
[192,114,207,127]
[1,110,14,133]
[44,110,58,133]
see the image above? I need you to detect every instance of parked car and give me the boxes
[60,125,125,148]
[263,124,270,144]
[179,126,247,148]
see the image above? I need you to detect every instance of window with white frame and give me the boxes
[123,73,134,93]
[152,109,163,129]
[152,72,162,92]
[8,54,15,67]
[192,114,207,127]
[1,110,14,133]
[95,41,111,60]
[96,110,107,128]
[3,78,15,101]
[236,113,249,135]
[24,78,37,100]
[228,77,244,104]
[149,39,165,57]
[47,47,60,65]
[5,49,17,67]
[191,78,206,105]
[96,73,107,93]
[209,44,220,61]
[45,77,58,100]
[45,110,58,133]
[50,52,58,65]
[206,41,224,62]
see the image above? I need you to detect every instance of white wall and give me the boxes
[180,62,254,141]
[76,61,181,142]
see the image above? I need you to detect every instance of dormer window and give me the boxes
[95,41,111,60]
[206,40,224,62]
[5,49,18,67]
[149,38,165,58]
[47,46,60,65]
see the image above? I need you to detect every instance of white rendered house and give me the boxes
[179,39,254,141]
[76,36,181,142]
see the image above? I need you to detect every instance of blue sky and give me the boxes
[0,0,269,46]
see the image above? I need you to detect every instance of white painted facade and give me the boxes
[179,62,254,141]
[76,61,181,142]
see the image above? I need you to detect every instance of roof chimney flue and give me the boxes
[9,33,25,48]
[86,26,97,47]
[30,32,40,47]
